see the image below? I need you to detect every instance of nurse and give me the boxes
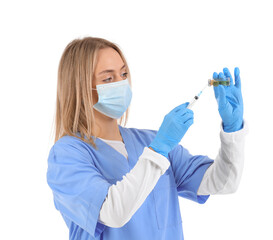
[47,37,248,240]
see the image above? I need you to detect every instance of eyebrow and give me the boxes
[98,64,126,75]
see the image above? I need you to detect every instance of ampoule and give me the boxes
[208,77,230,86]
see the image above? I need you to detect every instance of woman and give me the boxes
[46,37,248,240]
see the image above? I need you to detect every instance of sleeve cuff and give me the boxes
[86,180,111,238]
[139,147,170,174]
[220,119,249,144]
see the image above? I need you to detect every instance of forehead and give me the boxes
[94,47,124,74]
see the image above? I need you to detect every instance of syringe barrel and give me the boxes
[187,97,197,109]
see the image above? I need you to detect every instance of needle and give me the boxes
[187,83,209,109]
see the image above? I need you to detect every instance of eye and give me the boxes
[103,77,112,83]
[122,72,128,78]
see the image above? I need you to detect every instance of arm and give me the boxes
[197,67,248,195]
[197,120,249,195]
[168,144,214,204]
[47,141,170,235]
[98,147,170,227]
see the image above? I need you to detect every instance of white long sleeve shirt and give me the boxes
[98,120,248,227]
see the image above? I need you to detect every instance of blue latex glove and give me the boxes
[213,67,244,132]
[148,102,194,158]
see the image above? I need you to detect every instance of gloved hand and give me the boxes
[213,67,244,133]
[148,102,194,158]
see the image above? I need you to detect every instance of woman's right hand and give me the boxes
[148,102,194,158]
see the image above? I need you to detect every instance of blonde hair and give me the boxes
[52,36,132,149]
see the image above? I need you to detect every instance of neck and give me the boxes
[93,111,123,141]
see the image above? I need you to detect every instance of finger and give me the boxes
[171,102,189,114]
[213,72,220,98]
[219,72,225,80]
[218,72,228,89]
[213,82,220,100]
[175,112,193,125]
[181,110,193,118]
[183,108,193,115]
[216,85,227,109]
[223,67,234,86]
[181,111,193,122]
[184,117,194,126]
[234,67,241,89]
[213,72,219,80]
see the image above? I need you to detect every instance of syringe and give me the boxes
[187,83,209,109]
[186,77,230,109]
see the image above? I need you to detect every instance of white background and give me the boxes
[1,0,272,239]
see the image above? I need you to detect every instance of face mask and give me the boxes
[92,79,132,119]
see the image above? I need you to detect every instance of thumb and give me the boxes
[216,85,227,109]
[184,102,190,108]
[170,102,189,114]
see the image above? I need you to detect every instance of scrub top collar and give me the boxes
[93,125,139,171]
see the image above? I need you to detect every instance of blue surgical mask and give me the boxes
[92,79,132,119]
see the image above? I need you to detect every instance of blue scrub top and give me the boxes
[47,125,214,240]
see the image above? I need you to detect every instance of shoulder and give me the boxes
[124,126,158,141]
[54,134,88,149]
[48,134,93,162]
[119,125,158,147]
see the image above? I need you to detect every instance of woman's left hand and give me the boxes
[213,67,244,132]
